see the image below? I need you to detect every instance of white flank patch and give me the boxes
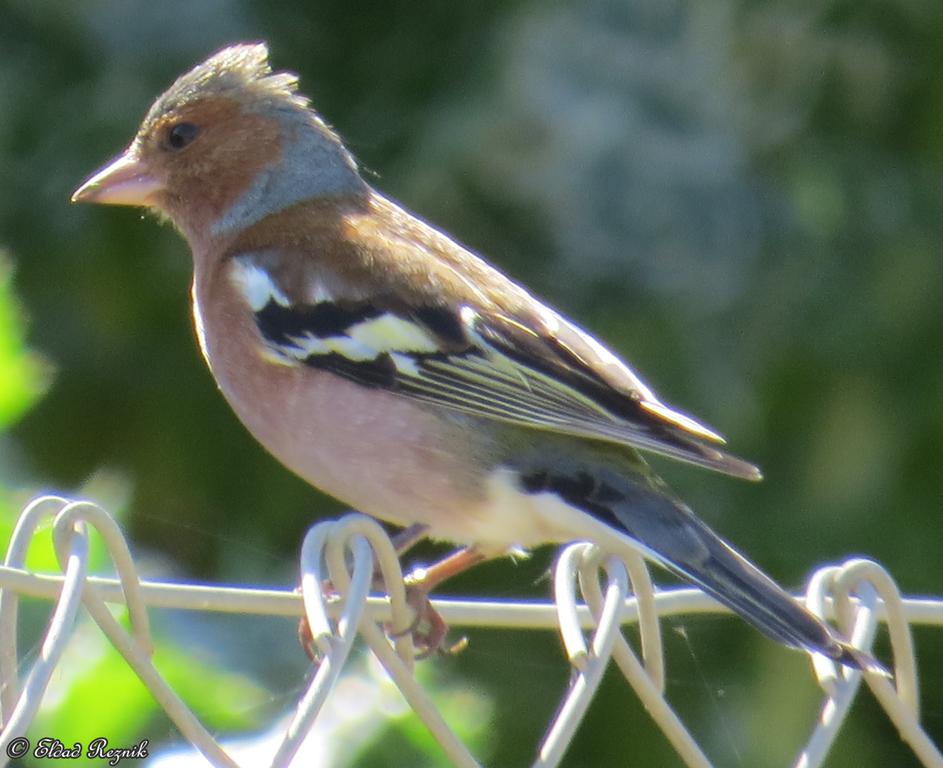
[466,468,602,550]
[230,260,291,311]
[475,469,668,566]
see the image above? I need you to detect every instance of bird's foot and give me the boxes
[297,523,431,661]
[387,547,485,657]
[388,576,467,658]
[297,578,342,662]
[299,534,484,661]
[297,575,465,660]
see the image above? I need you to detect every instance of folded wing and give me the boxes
[244,261,760,480]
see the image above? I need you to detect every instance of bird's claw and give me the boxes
[297,578,341,662]
[389,581,466,658]
[297,575,465,661]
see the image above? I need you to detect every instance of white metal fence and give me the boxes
[1,496,941,767]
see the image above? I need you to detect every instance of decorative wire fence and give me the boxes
[1,495,942,767]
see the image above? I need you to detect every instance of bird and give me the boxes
[73,42,870,669]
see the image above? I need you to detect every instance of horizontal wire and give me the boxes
[2,499,941,768]
[2,564,942,629]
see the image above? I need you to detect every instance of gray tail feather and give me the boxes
[548,468,877,670]
[517,462,884,672]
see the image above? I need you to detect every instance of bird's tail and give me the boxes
[520,462,877,671]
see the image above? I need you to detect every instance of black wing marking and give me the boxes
[251,297,760,479]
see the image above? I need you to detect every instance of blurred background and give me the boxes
[2,0,943,765]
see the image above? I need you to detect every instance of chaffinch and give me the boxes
[73,43,867,668]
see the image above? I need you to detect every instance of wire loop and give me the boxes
[0,495,940,768]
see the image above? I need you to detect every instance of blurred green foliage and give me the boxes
[0,253,48,430]
[30,619,269,752]
[2,0,943,765]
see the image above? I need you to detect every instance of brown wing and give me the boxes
[242,192,762,480]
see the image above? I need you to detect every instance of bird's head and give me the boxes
[72,43,365,243]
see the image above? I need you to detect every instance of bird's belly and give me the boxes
[194,284,607,552]
[224,363,487,526]
[192,278,489,532]
[210,352,596,551]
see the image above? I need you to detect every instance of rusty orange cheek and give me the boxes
[152,98,283,218]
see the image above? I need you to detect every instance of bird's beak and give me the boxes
[71,148,162,206]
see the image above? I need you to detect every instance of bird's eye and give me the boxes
[167,122,200,150]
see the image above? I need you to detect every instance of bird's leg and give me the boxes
[396,546,487,658]
[406,546,487,592]
[300,522,485,661]
[390,523,430,555]
[299,521,430,660]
